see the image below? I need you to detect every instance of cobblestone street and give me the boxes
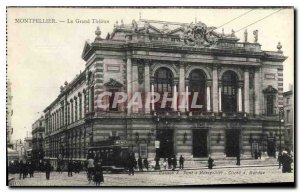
[9,166,294,186]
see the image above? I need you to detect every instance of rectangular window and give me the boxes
[79,97,82,119]
[75,100,78,121]
[286,110,291,123]
[91,87,94,112]
[266,95,274,115]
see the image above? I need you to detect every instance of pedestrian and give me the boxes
[281,151,293,173]
[254,150,258,159]
[179,155,185,169]
[28,161,34,177]
[208,155,214,169]
[143,158,149,171]
[87,157,95,182]
[138,156,143,172]
[128,152,135,175]
[93,162,104,186]
[236,154,241,166]
[163,158,167,170]
[18,160,24,180]
[45,160,51,180]
[172,155,177,171]
[67,161,73,177]
[167,157,172,169]
[258,150,262,159]
[278,151,283,169]
[23,161,29,179]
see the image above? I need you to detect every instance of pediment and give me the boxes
[138,23,163,34]
[104,78,123,88]
[167,27,185,35]
[81,41,92,59]
[263,85,278,94]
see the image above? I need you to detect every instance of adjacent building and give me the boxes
[283,87,294,151]
[43,19,287,167]
[32,116,45,164]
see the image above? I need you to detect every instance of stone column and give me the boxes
[151,84,155,111]
[132,62,139,113]
[218,83,222,112]
[212,65,219,112]
[254,67,261,115]
[244,69,250,113]
[179,62,185,112]
[238,85,243,112]
[82,90,86,117]
[186,86,189,112]
[144,61,151,114]
[126,53,132,114]
[173,84,178,111]
[206,82,211,112]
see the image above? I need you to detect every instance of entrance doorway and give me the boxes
[193,129,208,157]
[225,129,240,157]
[267,138,276,157]
[156,129,174,158]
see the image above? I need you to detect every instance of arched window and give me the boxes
[154,67,173,112]
[189,69,206,112]
[222,71,238,113]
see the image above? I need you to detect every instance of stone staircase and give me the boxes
[183,157,278,168]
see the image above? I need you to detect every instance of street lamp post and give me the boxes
[279,119,284,152]
[279,107,284,152]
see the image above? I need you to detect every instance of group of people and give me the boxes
[128,154,186,174]
[10,160,36,179]
[86,151,104,186]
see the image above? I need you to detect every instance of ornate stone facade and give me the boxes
[42,19,287,167]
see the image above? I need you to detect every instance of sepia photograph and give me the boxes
[6,7,294,187]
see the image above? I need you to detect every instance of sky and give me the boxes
[7,7,294,141]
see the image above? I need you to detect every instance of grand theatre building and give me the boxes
[43,19,287,165]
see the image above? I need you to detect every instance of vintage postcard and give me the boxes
[6,7,294,186]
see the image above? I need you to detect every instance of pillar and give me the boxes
[212,66,219,112]
[179,62,185,112]
[144,61,151,113]
[126,54,132,114]
[254,67,261,115]
[151,84,154,111]
[244,69,250,113]
[218,83,222,112]
[173,84,178,111]
[238,86,243,112]
[186,86,189,112]
[132,62,139,113]
[206,84,211,112]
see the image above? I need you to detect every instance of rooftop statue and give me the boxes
[182,21,220,46]
[132,19,138,32]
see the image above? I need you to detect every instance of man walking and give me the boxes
[45,161,51,180]
[208,155,214,169]
[87,157,95,182]
[128,153,135,175]
[172,155,177,171]
[67,161,73,177]
[138,156,143,172]
[179,155,185,169]
[18,160,24,180]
